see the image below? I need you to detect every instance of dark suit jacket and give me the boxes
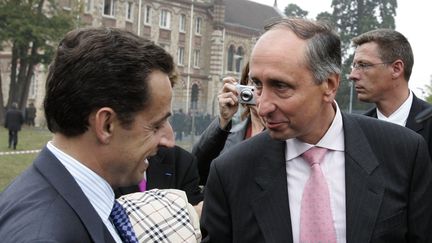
[4,109,24,131]
[192,117,250,185]
[201,113,432,243]
[115,146,203,205]
[0,147,115,242]
[364,94,432,157]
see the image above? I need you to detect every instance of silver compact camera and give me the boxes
[236,84,256,105]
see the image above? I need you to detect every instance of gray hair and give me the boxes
[264,18,341,84]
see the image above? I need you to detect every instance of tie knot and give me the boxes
[110,200,138,243]
[302,147,328,166]
[110,200,126,219]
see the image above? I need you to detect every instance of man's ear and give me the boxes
[322,73,340,103]
[92,107,116,145]
[391,59,404,79]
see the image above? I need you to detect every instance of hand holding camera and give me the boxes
[217,77,257,129]
[217,77,241,128]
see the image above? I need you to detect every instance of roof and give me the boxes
[224,0,284,32]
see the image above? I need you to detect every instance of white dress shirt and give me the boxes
[47,141,123,243]
[285,103,346,243]
[377,90,413,126]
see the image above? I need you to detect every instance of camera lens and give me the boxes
[240,90,253,102]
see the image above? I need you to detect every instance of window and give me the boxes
[227,45,235,71]
[125,1,133,20]
[178,47,185,65]
[29,75,37,100]
[235,47,244,73]
[195,16,202,35]
[159,9,171,29]
[179,14,186,32]
[193,49,200,68]
[84,0,93,13]
[104,0,116,16]
[144,5,151,25]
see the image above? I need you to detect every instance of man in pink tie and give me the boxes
[201,18,432,243]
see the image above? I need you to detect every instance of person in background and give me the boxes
[0,27,176,242]
[4,102,24,150]
[115,145,204,206]
[25,102,37,126]
[349,29,432,157]
[192,62,265,185]
[200,18,432,242]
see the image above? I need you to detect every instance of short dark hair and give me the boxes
[352,29,413,81]
[44,27,174,136]
[264,18,341,84]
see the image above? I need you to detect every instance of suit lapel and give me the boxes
[147,149,175,189]
[250,135,294,242]
[406,94,424,132]
[34,147,116,243]
[342,114,385,243]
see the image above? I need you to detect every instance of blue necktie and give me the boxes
[110,200,139,243]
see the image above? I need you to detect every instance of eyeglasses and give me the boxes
[351,62,393,71]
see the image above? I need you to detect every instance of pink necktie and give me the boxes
[138,178,147,192]
[300,147,337,243]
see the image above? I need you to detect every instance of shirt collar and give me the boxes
[47,141,115,221]
[377,90,413,126]
[285,102,345,161]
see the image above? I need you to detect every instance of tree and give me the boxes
[424,75,432,103]
[0,0,74,113]
[316,11,333,23]
[284,3,308,18]
[330,0,397,112]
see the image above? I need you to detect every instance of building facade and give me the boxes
[0,0,283,126]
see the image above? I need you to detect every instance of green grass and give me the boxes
[0,126,53,191]
[0,126,197,192]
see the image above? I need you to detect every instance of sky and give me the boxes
[250,0,432,98]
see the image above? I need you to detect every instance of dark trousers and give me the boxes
[8,130,18,149]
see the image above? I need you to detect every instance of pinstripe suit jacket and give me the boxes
[364,93,432,158]
[0,147,116,243]
[201,113,432,243]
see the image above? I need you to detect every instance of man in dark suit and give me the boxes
[4,102,24,149]
[115,145,203,205]
[349,29,432,157]
[200,18,432,242]
[0,27,176,242]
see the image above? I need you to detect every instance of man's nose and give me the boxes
[159,122,175,148]
[348,69,360,82]
[257,88,275,117]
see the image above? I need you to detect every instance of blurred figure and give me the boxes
[0,27,175,242]
[25,102,37,126]
[192,62,265,185]
[4,102,24,150]
[172,108,186,141]
[349,29,432,157]
[201,18,432,242]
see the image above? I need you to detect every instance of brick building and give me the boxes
[0,0,283,125]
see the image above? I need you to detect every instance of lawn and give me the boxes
[0,126,53,191]
[0,126,195,191]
